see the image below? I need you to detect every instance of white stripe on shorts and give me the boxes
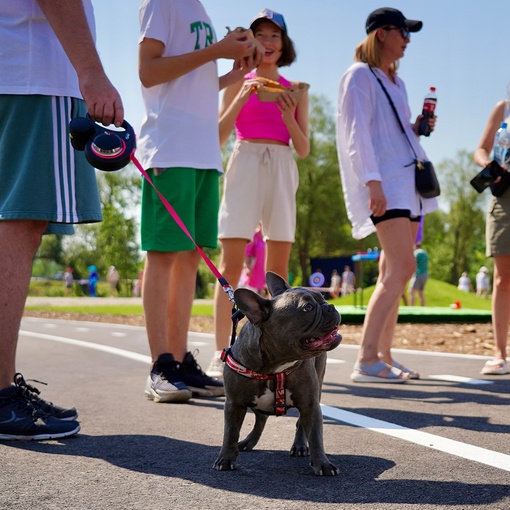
[51,96,78,223]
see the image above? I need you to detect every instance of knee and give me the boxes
[495,274,510,292]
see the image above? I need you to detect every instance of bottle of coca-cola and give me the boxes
[418,87,437,137]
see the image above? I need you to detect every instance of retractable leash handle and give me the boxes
[69,115,136,171]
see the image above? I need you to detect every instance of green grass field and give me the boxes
[26,279,491,317]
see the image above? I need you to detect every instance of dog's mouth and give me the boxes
[301,329,342,351]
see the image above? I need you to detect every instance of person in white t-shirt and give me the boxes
[457,272,472,292]
[0,0,123,441]
[138,0,260,404]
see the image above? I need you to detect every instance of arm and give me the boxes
[36,0,123,126]
[219,51,262,90]
[218,79,262,147]
[278,87,310,158]
[474,101,506,167]
[139,31,255,89]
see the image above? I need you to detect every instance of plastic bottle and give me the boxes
[493,122,510,169]
[418,87,437,137]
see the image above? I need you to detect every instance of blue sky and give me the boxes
[91,0,510,167]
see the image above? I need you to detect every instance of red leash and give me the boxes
[130,152,236,303]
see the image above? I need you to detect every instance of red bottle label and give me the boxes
[422,98,436,113]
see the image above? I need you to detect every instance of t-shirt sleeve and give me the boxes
[139,0,172,46]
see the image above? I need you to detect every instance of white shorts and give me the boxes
[218,141,298,242]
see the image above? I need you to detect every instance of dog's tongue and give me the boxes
[303,329,342,351]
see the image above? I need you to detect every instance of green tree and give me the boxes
[290,95,363,285]
[425,150,488,284]
[61,166,142,290]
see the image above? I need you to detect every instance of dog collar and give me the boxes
[221,348,290,416]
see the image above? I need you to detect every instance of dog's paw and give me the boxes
[213,458,237,471]
[290,444,310,457]
[310,460,340,476]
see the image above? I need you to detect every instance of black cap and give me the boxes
[365,7,422,34]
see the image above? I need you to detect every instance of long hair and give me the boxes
[354,30,399,75]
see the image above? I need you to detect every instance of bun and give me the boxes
[226,26,265,55]
[257,80,310,103]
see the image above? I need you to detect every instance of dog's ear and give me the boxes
[265,271,290,297]
[234,288,272,325]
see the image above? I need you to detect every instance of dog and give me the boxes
[213,272,342,476]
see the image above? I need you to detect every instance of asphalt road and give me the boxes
[1,317,509,510]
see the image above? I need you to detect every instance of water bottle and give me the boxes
[418,87,437,137]
[493,122,510,169]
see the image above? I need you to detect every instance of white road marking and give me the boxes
[20,330,151,364]
[111,332,127,337]
[321,405,510,473]
[428,374,493,385]
[19,323,510,473]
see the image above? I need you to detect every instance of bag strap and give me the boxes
[368,66,419,164]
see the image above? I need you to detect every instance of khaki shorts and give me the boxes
[486,193,510,257]
[218,141,298,242]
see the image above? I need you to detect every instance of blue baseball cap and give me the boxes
[250,8,287,34]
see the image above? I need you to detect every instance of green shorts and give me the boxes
[0,95,102,232]
[141,167,219,252]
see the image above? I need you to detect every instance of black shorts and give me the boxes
[371,209,421,226]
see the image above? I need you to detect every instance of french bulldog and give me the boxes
[213,272,342,476]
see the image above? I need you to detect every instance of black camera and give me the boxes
[470,160,505,193]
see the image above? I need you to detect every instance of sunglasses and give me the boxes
[384,27,410,39]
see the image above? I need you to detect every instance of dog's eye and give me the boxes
[303,303,314,312]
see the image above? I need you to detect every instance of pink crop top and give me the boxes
[235,71,294,145]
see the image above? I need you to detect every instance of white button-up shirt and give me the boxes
[336,62,437,239]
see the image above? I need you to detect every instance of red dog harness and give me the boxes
[221,348,294,416]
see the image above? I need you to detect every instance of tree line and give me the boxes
[33,95,490,294]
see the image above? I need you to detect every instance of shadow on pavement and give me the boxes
[4,435,508,506]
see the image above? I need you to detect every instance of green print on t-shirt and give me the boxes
[190,21,216,50]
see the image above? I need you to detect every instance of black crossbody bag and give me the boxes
[369,67,440,199]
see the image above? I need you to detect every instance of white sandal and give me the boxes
[480,359,509,375]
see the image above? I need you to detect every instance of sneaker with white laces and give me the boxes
[0,386,80,441]
[145,353,192,403]
[13,373,78,421]
[179,351,224,397]
[206,350,224,379]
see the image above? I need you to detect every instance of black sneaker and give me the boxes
[0,386,80,441]
[145,353,192,403]
[14,373,78,421]
[179,351,224,397]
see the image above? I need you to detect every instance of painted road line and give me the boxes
[20,330,151,364]
[428,374,493,385]
[321,405,510,473]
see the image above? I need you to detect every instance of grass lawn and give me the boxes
[25,279,491,318]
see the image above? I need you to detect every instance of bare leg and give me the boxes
[0,220,47,389]
[492,254,510,361]
[213,239,249,351]
[265,240,292,282]
[357,218,416,366]
[167,250,201,362]
[143,249,201,363]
